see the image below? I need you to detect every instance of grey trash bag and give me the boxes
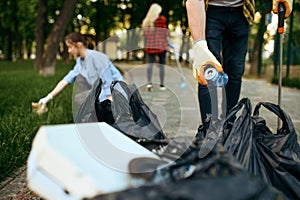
[110,80,166,140]
[74,78,102,123]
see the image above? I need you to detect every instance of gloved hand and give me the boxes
[272,0,293,18]
[38,94,53,108]
[192,40,223,85]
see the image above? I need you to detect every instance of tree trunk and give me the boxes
[39,0,78,76]
[26,39,33,59]
[126,30,130,62]
[34,0,47,70]
[250,34,259,76]
[15,20,23,60]
[94,0,102,48]
[286,0,295,78]
[6,30,13,61]
[249,14,266,76]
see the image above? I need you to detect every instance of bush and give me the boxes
[271,76,300,89]
[0,60,74,182]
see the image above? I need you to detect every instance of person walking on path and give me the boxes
[38,32,123,123]
[142,3,169,91]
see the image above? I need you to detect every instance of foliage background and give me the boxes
[0,0,299,67]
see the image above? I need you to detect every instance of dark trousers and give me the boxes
[147,51,166,85]
[198,5,250,123]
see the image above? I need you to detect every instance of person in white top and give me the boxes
[38,32,123,123]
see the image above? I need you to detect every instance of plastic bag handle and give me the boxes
[224,98,252,123]
[253,102,296,133]
[94,78,103,100]
[110,80,133,99]
[111,80,130,94]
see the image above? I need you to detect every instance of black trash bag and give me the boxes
[132,135,195,163]
[131,129,255,185]
[223,98,300,200]
[222,98,253,167]
[92,132,286,200]
[197,118,224,158]
[110,80,166,140]
[135,117,223,161]
[92,174,284,200]
[74,78,102,123]
[95,99,115,124]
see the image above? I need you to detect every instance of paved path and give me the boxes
[1,61,299,199]
[119,61,300,140]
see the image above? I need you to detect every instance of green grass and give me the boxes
[0,60,74,182]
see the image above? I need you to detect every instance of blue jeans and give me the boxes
[198,5,250,123]
[147,51,166,85]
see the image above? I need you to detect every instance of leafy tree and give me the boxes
[0,0,37,61]
[248,0,272,76]
[37,0,78,76]
[286,0,300,74]
[35,0,47,69]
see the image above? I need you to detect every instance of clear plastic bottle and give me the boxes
[204,64,228,87]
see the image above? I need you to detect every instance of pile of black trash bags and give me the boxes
[75,80,300,200]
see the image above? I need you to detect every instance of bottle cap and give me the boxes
[204,67,218,81]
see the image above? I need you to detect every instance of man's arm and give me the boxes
[186,0,206,41]
[186,0,223,85]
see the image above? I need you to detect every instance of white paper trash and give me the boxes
[27,122,160,200]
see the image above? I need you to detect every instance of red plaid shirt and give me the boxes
[144,15,169,54]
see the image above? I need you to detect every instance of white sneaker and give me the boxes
[146,84,153,92]
[159,85,166,91]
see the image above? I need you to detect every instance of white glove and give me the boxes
[38,94,53,108]
[192,40,223,85]
[272,0,293,18]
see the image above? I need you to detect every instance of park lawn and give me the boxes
[0,60,74,182]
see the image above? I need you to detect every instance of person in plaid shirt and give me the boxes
[142,3,169,91]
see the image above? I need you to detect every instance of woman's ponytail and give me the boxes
[65,32,95,49]
[84,36,95,50]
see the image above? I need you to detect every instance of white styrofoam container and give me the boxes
[27,122,159,200]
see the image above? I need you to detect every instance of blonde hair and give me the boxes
[142,3,162,28]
